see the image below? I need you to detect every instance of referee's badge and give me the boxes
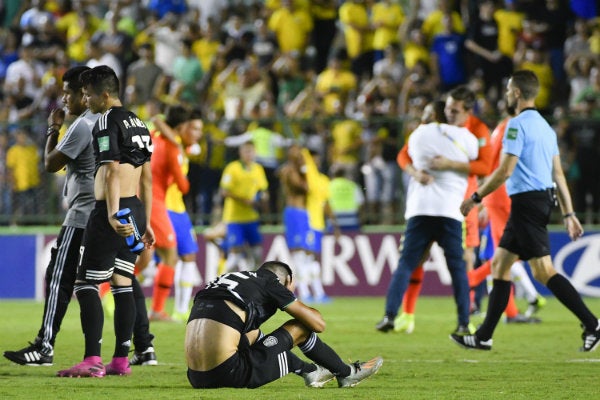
[506,128,518,140]
[263,336,278,347]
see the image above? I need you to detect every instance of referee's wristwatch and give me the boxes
[471,192,483,203]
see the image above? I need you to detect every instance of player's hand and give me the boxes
[413,169,434,185]
[109,217,134,237]
[565,215,584,241]
[142,225,155,248]
[429,156,451,170]
[48,108,65,126]
[460,198,476,216]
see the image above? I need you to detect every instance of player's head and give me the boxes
[259,261,294,289]
[165,105,191,128]
[80,65,120,113]
[62,65,90,116]
[421,100,447,124]
[506,70,539,107]
[182,109,203,147]
[445,86,475,127]
[239,141,255,163]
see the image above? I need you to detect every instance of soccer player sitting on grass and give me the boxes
[185,260,383,388]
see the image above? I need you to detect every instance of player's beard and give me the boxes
[506,104,516,117]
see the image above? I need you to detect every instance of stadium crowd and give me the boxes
[0,0,599,227]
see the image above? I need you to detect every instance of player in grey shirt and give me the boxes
[3,66,97,366]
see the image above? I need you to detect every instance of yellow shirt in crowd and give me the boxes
[220,160,268,223]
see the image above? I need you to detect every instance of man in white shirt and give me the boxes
[376,100,478,335]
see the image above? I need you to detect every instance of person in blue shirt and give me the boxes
[453,69,600,352]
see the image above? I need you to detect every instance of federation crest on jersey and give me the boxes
[262,336,278,347]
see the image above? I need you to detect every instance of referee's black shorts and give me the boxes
[499,189,554,261]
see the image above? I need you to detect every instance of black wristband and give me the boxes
[563,212,575,219]
[471,192,482,203]
[46,126,59,137]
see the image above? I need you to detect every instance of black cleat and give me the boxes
[450,333,492,350]
[4,342,53,366]
[580,321,600,352]
[129,346,158,366]
[375,316,395,332]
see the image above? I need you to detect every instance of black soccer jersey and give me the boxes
[195,269,297,333]
[92,106,153,172]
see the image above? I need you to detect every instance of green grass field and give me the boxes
[1,296,600,400]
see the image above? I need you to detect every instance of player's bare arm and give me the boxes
[44,108,71,172]
[139,161,155,247]
[284,300,326,333]
[461,153,518,216]
[552,155,583,240]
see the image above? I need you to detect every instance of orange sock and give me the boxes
[468,260,491,288]
[151,263,175,313]
[504,286,519,318]
[99,282,111,298]
[402,265,424,314]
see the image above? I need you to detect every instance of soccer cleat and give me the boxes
[453,323,476,335]
[129,347,158,366]
[580,321,600,352]
[337,357,383,388]
[149,310,174,322]
[506,313,541,324]
[302,364,335,388]
[57,357,106,377]
[3,342,53,366]
[525,295,547,318]
[393,313,415,334]
[375,316,395,332]
[105,357,131,376]
[450,333,492,350]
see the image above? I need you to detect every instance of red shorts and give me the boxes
[151,202,176,249]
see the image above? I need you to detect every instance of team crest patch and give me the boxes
[506,128,518,140]
[478,137,486,147]
[262,336,278,347]
[98,136,110,151]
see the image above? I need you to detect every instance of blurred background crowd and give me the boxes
[0,0,599,227]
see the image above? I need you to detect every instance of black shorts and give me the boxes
[77,197,146,283]
[499,190,553,260]
[187,300,295,389]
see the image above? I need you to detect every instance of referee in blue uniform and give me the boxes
[453,69,600,352]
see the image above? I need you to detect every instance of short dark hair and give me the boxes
[189,108,203,120]
[80,65,120,97]
[259,261,293,283]
[62,66,90,92]
[447,86,475,110]
[165,105,191,127]
[511,70,539,100]
[432,100,447,123]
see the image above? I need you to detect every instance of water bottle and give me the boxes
[114,208,145,254]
